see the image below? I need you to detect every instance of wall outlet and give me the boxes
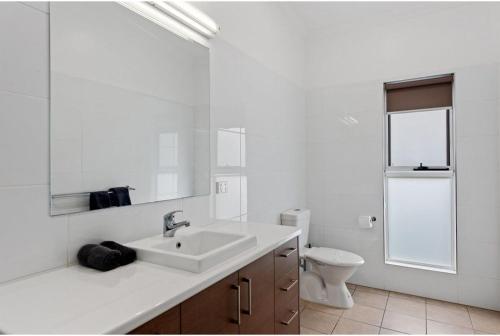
[216,181,228,194]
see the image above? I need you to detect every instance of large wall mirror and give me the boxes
[50,2,210,215]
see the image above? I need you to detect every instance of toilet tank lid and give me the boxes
[281,208,310,221]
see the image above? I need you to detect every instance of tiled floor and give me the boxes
[300,284,500,334]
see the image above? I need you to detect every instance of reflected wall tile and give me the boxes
[182,195,212,227]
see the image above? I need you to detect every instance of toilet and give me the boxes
[281,209,364,309]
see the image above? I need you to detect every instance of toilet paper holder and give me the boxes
[358,216,376,229]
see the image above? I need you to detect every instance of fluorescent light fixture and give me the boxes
[167,1,219,35]
[152,1,215,38]
[118,1,215,47]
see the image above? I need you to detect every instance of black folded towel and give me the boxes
[100,241,136,266]
[109,187,132,207]
[89,191,111,210]
[77,244,122,271]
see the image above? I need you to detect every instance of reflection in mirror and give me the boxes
[49,2,210,215]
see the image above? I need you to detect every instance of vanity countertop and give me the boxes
[0,221,300,334]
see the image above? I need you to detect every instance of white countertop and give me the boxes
[0,221,300,334]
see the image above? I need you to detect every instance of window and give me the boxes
[384,75,456,273]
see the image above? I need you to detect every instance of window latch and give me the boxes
[413,163,449,171]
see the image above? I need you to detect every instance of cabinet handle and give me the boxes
[281,310,298,325]
[242,277,252,315]
[280,248,297,257]
[232,284,241,325]
[280,279,298,292]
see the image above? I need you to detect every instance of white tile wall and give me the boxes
[0,2,307,284]
[305,3,500,310]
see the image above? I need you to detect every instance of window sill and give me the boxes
[385,259,457,274]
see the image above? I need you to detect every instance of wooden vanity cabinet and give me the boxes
[274,238,300,334]
[129,305,180,334]
[180,272,240,334]
[130,238,299,335]
[238,251,275,334]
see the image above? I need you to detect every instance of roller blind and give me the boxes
[385,74,453,112]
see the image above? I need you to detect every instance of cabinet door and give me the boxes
[239,252,275,334]
[181,272,240,334]
[129,305,180,334]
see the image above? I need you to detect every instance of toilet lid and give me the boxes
[304,247,365,267]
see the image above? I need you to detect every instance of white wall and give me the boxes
[305,3,500,310]
[0,2,306,283]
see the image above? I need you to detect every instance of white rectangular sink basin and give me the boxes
[126,230,257,273]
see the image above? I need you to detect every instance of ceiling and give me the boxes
[282,2,465,35]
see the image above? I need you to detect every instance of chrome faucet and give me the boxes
[163,210,191,237]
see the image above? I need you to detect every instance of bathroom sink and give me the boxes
[126,231,257,273]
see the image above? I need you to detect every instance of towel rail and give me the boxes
[51,186,135,199]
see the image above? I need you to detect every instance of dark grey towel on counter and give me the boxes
[77,244,122,271]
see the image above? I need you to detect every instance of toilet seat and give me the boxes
[303,247,364,267]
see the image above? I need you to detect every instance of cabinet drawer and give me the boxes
[274,238,299,279]
[275,295,299,334]
[275,268,299,310]
[129,305,180,334]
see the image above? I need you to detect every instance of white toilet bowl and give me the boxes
[280,208,365,309]
[300,247,364,309]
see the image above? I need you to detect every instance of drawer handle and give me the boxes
[280,248,297,258]
[280,279,298,292]
[242,277,252,315]
[232,284,241,325]
[281,310,298,325]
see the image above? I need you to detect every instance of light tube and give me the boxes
[118,1,209,47]
[152,1,215,38]
[168,1,219,35]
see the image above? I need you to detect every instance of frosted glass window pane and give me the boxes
[390,109,448,166]
[387,177,453,267]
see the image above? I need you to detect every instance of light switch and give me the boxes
[216,181,228,194]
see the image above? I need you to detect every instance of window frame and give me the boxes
[383,101,457,274]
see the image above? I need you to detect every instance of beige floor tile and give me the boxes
[389,291,426,303]
[354,291,388,309]
[306,301,344,316]
[386,296,426,319]
[300,308,339,334]
[427,298,469,312]
[427,320,474,334]
[357,285,389,297]
[301,326,324,334]
[379,328,407,334]
[468,307,500,334]
[473,330,492,334]
[427,302,472,328]
[342,304,385,326]
[333,317,380,334]
[381,311,426,334]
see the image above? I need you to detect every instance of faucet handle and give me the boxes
[164,210,183,221]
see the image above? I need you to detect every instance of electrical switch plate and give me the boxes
[216,181,228,194]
